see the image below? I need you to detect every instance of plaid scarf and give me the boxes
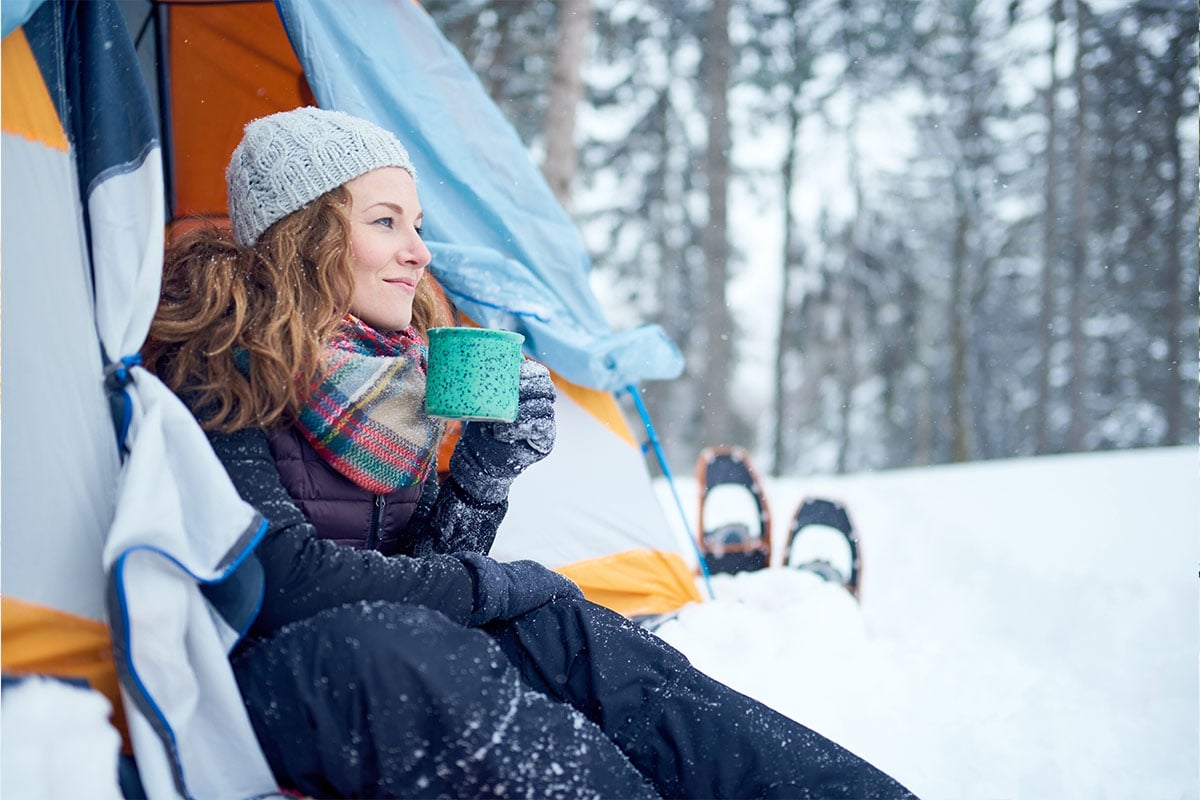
[296,315,445,493]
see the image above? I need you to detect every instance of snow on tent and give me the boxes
[3,0,696,796]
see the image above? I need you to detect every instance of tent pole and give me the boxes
[153,2,175,218]
[625,386,716,600]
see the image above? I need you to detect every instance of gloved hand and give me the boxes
[456,551,583,626]
[449,359,556,504]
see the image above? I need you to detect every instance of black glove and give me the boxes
[449,359,556,504]
[456,551,583,626]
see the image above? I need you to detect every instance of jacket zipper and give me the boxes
[367,494,385,551]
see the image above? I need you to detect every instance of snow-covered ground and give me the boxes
[4,446,1194,799]
[655,445,1199,800]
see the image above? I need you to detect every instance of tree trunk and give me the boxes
[1035,0,1062,454]
[949,195,971,462]
[644,91,690,473]
[836,277,855,473]
[1161,22,1188,443]
[772,0,813,476]
[1066,0,1091,451]
[772,45,804,475]
[543,0,592,206]
[700,0,734,449]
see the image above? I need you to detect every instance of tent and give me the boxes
[1,0,701,796]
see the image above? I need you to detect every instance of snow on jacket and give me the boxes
[205,427,575,641]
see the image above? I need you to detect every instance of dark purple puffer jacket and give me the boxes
[268,426,426,556]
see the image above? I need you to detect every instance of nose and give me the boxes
[401,230,432,269]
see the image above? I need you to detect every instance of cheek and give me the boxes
[348,238,382,278]
[348,227,383,264]
[347,252,374,304]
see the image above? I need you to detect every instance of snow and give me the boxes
[654,445,1199,800]
[3,446,1194,799]
[1,677,124,800]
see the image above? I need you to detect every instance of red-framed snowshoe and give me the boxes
[695,446,772,575]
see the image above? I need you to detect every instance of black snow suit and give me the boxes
[209,427,918,800]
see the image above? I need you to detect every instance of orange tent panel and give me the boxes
[2,28,69,151]
[165,0,312,220]
[2,597,129,751]
[556,550,702,619]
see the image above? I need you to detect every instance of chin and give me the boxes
[358,315,412,333]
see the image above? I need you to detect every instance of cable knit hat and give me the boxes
[226,107,416,247]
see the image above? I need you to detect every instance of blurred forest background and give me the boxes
[423,0,1199,477]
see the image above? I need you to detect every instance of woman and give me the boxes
[146,107,916,799]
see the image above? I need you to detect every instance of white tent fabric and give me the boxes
[1,114,117,622]
[104,373,277,800]
[3,2,281,797]
[493,390,687,567]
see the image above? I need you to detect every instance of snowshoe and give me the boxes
[785,497,862,600]
[695,446,771,575]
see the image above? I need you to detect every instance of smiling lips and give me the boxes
[384,275,418,291]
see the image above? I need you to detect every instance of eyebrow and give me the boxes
[363,201,423,224]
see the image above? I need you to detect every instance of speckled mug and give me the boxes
[425,327,525,421]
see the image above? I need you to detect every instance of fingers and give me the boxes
[489,400,555,451]
[517,360,556,403]
[518,409,556,454]
[490,368,556,451]
[519,359,547,380]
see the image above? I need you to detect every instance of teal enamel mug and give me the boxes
[424,327,526,421]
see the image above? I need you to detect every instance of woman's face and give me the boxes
[343,166,431,332]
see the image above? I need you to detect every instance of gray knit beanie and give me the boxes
[226,106,416,247]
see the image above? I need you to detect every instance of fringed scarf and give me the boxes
[296,315,444,494]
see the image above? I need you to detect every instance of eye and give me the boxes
[372,217,395,229]
[414,225,424,238]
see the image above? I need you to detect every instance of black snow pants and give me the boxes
[232,597,916,799]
